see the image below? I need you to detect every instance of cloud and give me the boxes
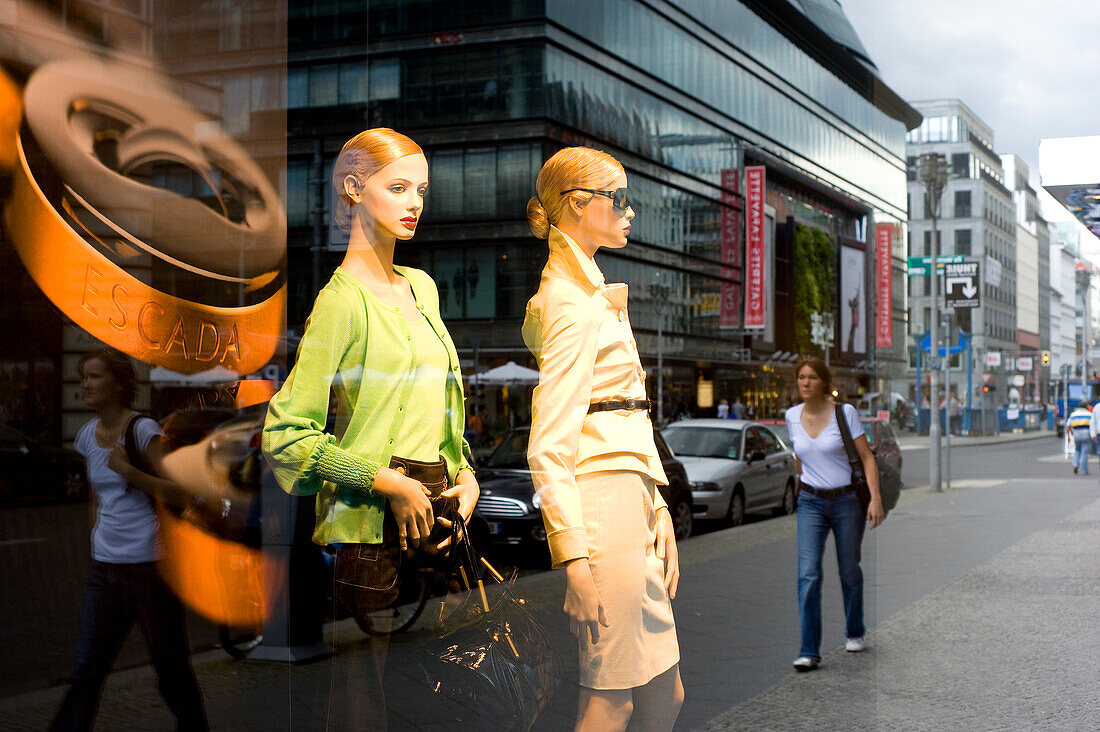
[841,0,1100,169]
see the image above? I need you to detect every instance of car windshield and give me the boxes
[484,431,530,469]
[662,427,741,459]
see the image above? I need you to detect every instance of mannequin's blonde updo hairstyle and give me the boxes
[332,127,423,233]
[526,146,624,239]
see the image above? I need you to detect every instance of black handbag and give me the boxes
[834,403,902,514]
[415,514,560,731]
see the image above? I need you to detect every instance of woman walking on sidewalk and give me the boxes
[52,349,207,731]
[523,146,683,730]
[784,357,884,672]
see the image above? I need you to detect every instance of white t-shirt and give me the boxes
[784,403,864,490]
[74,415,164,563]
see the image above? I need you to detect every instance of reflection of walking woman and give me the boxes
[785,357,884,672]
[262,129,479,722]
[523,147,683,730]
[52,349,207,730]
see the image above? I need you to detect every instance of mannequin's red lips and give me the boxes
[401,217,417,229]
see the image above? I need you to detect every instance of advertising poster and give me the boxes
[743,165,766,329]
[840,244,866,354]
[875,223,893,347]
[719,167,741,329]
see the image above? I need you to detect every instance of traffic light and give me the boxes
[1041,350,1051,365]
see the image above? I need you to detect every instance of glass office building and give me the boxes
[274,0,919,418]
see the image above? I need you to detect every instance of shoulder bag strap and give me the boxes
[834,403,863,479]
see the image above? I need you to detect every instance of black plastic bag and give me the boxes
[415,516,559,731]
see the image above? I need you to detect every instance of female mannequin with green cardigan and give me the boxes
[262,128,479,726]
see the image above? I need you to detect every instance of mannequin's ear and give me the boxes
[343,174,362,204]
[563,193,587,221]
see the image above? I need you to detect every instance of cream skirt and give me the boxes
[575,470,680,689]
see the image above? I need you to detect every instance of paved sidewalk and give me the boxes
[705,494,1100,731]
[898,428,1055,451]
[3,466,1096,730]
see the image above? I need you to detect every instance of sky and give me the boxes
[840,0,1100,228]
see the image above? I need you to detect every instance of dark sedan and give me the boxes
[472,427,694,559]
[0,423,87,505]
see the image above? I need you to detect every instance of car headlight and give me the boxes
[531,490,543,510]
[689,481,721,492]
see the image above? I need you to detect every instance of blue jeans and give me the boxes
[51,561,207,731]
[796,491,866,659]
[1073,432,1092,474]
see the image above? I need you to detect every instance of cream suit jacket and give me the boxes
[522,226,668,568]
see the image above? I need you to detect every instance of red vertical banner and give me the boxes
[743,166,766,329]
[875,223,893,348]
[719,168,741,329]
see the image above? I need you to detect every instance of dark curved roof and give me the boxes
[788,0,877,70]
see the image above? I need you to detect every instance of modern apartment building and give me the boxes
[906,99,1017,404]
[1001,154,1051,401]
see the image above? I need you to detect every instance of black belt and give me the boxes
[799,483,855,500]
[588,399,651,414]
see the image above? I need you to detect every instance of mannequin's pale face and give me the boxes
[346,153,429,242]
[569,171,633,252]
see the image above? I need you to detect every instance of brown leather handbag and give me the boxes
[334,456,459,619]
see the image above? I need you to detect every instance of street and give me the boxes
[2,433,1099,729]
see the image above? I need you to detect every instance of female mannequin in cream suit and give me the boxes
[523,147,683,731]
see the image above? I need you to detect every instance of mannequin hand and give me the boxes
[866,497,885,529]
[372,467,433,551]
[563,558,608,644]
[444,469,480,522]
[107,443,133,480]
[434,469,480,551]
[654,507,680,599]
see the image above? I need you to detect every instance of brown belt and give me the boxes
[588,399,651,414]
[799,483,855,499]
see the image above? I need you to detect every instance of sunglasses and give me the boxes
[559,187,632,213]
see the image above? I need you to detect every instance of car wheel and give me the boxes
[774,480,796,516]
[726,489,745,527]
[670,497,693,541]
[61,465,88,502]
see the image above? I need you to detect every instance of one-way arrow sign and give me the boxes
[943,260,980,309]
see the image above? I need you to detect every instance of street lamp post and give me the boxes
[1077,263,1091,404]
[650,282,670,425]
[920,153,948,493]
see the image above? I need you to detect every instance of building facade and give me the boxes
[278,0,917,421]
[906,99,1017,409]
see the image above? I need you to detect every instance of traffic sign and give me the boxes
[1017,356,1033,371]
[943,261,980,309]
[986,351,1002,367]
[906,255,966,276]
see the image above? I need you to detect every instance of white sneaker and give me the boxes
[845,637,865,652]
[792,656,819,672]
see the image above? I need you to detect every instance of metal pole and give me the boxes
[1084,282,1091,404]
[311,138,327,298]
[928,213,942,492]
[943,315,951,489]
[965,332,973,435]
[915,333,922,435]
[657,309,664,425]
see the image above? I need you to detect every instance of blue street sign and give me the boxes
[921,329,969,355]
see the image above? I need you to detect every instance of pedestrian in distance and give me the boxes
[1067,400,1092,475]
[730,396,746,420]
[524,146,683,731]
[262,128,480,728]
[784,357,884,672]
[716,399,729,419]
[52,349,208,731]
